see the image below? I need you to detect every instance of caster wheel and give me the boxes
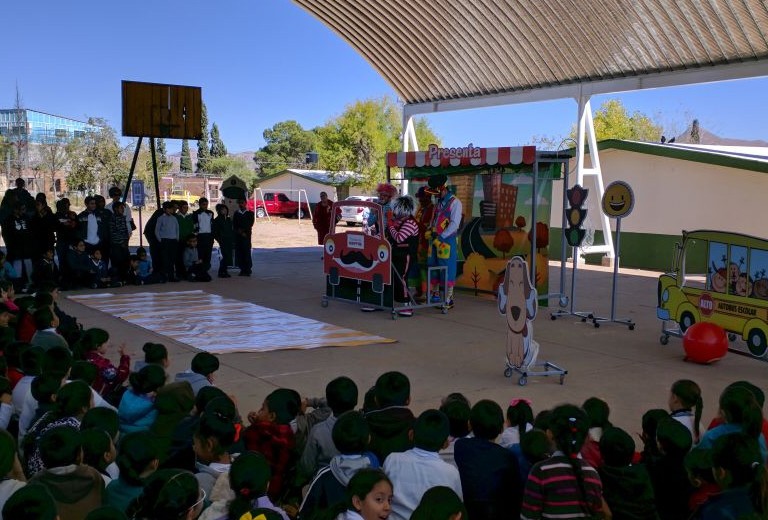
[559,375,565,385]
[518,376,528,387]
[588,313,594,319]
[441,307,447,314]
[581,317,587,323]
[629,324,635,331]
[551,315,557,321]
[660,335,669,345]
[559,296,568,308]
[391,311,397,320]
[728,333,737,342]
[321,299,329,308]
[504,368,512,378]
[594,322,600,328]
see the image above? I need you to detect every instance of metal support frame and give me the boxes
[575,96,614,260]
[592,217,635,330]
[122,136,161,208]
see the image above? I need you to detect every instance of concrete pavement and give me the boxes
[59,246,768,437]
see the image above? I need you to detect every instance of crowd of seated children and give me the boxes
[2,296,768,520]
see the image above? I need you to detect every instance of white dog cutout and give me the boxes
[498,256,539,370]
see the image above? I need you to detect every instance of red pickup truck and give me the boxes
[251,192,311,219]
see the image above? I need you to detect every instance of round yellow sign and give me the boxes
[602,181,634,218]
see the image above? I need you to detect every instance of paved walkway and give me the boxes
[60,247,767,435]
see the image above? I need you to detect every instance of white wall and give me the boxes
[550,149,768,238]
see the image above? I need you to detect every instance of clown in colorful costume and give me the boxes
[426,174,462,307]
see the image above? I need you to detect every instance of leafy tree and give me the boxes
[315,96,440,189]
[209,123,227,158]
[0,136,14,178]
[197,102,210,172]
[253,120,317,177]
[207,156,255,186]
[570,99,662,142]
[180,139,193,173]
[66,118,125,193]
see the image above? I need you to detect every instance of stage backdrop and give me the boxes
[388,145,561,297]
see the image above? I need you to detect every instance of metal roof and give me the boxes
[293,0,768,115]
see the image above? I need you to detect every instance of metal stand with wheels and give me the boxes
[503,359,567,387]
[592,216,635,330]
[551,245,594,323]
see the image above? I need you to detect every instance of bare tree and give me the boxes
[11,84,28,178]
[38,130,68,197]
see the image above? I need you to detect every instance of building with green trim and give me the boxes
[254,168,367,203]
[550,140,768,271]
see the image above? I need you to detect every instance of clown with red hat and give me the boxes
[366,182,398,236]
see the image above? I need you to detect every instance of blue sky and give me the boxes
[4,1,768,154]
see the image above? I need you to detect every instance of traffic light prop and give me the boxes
[565,185,588,247]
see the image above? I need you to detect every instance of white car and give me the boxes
[340,196,376,226]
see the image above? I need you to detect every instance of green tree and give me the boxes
[0,136,14,178]
[180,139,193,173]
[570,99,662,142]
[209,123,227,158]
[253,120,317,177]
[315,96,440,188]
[197,102,210,172]
[156,137,172,173]
[207,156,255,186]
[66,118,125,193]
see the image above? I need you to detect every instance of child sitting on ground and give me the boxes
[500,398,534,448]
[647,417,693,520]
[598,426,658,520]
[81,428,118,485]
[299,410,380,520]
[244,388,300,502]
[174,351,219,396]
[118,364,165,435]
[104,431,160,511]
[668,379,703,444]
[193,404,239,498]
[365,371,415,462]
[183,233,212,282]
[200,451,290,520]
[581,396,611,469]
[438,396,471,467]
[77,328,130,402]
[684,446,721,514]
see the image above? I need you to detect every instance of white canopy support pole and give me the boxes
[575,96,614,261]
[400,113,419,195]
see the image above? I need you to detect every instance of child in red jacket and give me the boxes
[244,388,299,501]
[77,328,130,398]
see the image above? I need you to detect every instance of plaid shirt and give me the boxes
[244,420,296,501]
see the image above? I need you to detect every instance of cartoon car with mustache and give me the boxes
[324,200,391,292]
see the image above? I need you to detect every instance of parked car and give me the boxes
[339,196,377,226]
[253,192,311,218]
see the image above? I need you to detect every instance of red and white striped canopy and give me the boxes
[387,145,536,169]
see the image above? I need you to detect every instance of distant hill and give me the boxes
[672,125,768,147]
[167,150,257,172]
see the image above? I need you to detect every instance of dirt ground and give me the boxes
[129,214,329,249]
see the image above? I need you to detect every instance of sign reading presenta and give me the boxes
[428,143,482,162]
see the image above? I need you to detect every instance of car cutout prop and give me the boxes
[324,200,391,291]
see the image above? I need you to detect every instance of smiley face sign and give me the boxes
[601,181,634,218]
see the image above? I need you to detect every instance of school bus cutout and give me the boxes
[657,230,768,358]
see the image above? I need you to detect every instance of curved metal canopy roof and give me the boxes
[293,0,768,115]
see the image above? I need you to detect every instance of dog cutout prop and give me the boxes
[498,256,539,369]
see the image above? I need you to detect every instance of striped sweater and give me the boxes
[521,455,604,519]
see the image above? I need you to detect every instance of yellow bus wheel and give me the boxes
[679,311,696,333]
[747,329,767,358]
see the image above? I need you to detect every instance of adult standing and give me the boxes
[312,192,333,245]
[30,196,57,261]
[175,200,194,279]
[1,178,35,219]
[232,198,254,277]
[154,201,180,282]
[426,174,462,309]
[191,198,215,269]
[2,202,35,289]
[367,183,397,236]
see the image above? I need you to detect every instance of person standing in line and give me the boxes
[191,198,215,270]
[212,204,234,278]
[233,198,255,277]
[154,201,180,282]
[105,187,134,238]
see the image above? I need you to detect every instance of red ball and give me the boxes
[683,322,728,364]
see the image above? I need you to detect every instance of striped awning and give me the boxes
[387,145,536,168]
